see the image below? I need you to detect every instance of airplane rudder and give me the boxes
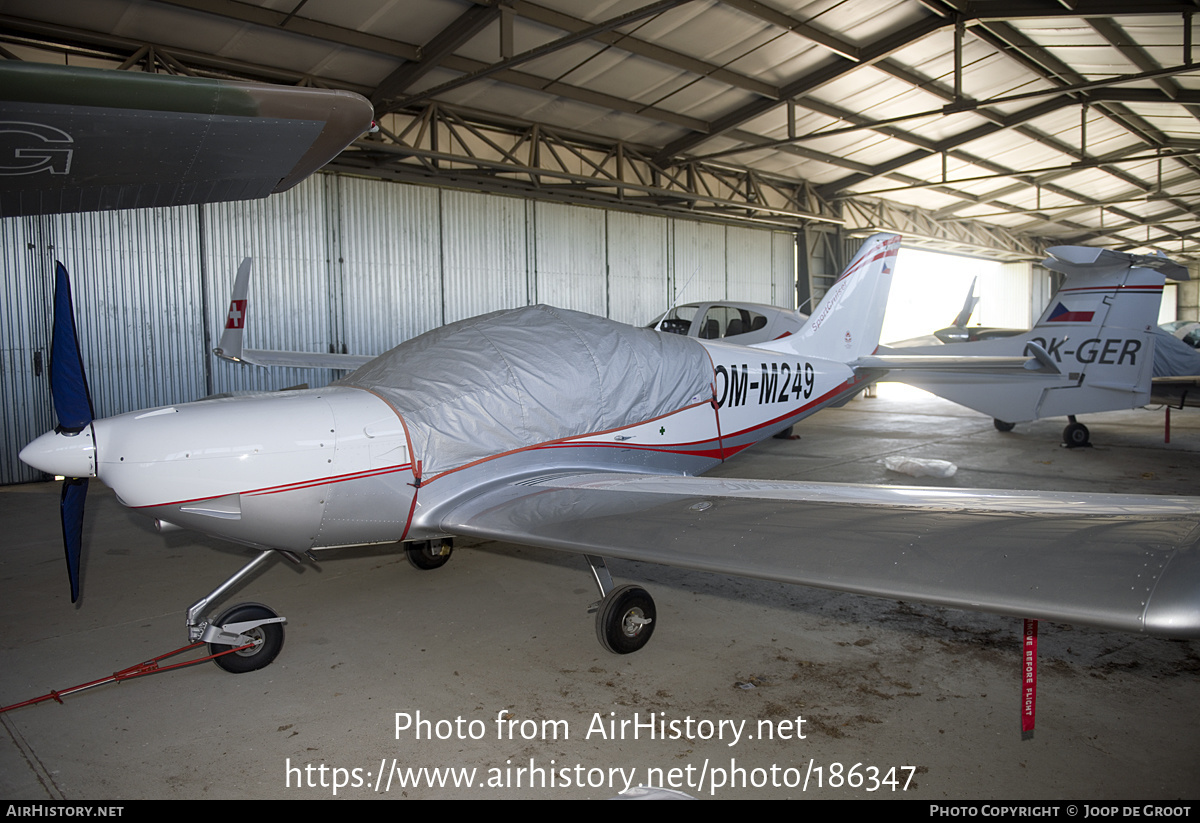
[802,233,900,360]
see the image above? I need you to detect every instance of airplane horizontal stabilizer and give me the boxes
[852,353,1051,372]
[438,472,1200,639]
[223,350,374,370]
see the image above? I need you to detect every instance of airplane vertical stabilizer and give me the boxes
[879,247,1186,424]
[214,258,252,363]
[757,233,901,363]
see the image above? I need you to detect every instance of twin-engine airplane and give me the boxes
[20,234,1200,673]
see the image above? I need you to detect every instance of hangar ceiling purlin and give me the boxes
[1,0,1198,262]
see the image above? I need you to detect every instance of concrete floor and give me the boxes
[2,386,1198,800]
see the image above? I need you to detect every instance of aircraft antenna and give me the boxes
[668,265,700,314]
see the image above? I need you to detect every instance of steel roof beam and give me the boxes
[654,15,945,162]
[1088,17,1200,125]
[946,0,1200,20]
[512,0,778,97]
[717,0,861,61]
[813,97,1067,197]
[973,20,1200,224]
[148,0,419,60]
[393,0,696,109]
[372,3,502,107]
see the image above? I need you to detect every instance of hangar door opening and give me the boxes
[881,248,1037,346]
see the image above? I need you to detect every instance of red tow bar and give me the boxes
[0,641,254,714]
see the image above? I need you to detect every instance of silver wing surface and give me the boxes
[438,472,1200,638]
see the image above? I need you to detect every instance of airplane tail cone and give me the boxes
[48,262,96,603]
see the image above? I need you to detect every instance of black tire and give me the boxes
[993,418,1015,432]
[773,425,795,439]
[406,539,452,570]
[1063,421,1090,447]
[595,584,656,654]
[210,603,284,674]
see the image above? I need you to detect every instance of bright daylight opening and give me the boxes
[876,247,1004,400]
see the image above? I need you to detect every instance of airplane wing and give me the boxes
[1151,376,1200,408]
[437,471,1200,638]
[0,62,373,217]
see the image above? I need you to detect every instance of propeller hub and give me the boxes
[19,425,97,478]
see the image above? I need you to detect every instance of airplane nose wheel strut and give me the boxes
[585,555,656,654]
[186,548,290,673]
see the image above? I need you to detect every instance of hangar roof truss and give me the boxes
[2,0,1198,260]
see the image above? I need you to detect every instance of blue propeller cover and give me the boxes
[60,477,88,603]
[50,262,94,433]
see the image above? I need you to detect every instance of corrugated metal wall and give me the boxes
[50,207,207,416]
[204,178,336,394]
[606,211,668,325]
[671,220,726,307]
[0,217,52,484]
[441,189,529,324]
[2,175,795,484]
[532,202,607,316]
[336,176,442,355]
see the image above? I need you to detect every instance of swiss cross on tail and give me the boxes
[226,299,246,330]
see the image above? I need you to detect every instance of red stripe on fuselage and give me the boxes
[134,463,413,509]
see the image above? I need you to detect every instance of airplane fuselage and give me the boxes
[23,327,869,556]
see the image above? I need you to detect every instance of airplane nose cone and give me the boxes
[19,426,97,478]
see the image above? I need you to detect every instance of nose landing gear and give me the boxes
[187,548,290,674]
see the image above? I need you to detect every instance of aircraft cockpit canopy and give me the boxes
[649,302,806,346]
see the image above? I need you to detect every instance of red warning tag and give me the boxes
[1022,619,1038,733]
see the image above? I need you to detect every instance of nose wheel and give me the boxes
[207,603,286,674]
[186,549,290,674]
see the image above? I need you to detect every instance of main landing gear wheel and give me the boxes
[1063,421,1091,448]
[406,539,453,570]
[595,584,656,654]
[210,603,285,674]
[773,425,795,439]
[993,418,1015,432]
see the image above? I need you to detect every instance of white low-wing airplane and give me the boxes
[20,234,1200,672]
